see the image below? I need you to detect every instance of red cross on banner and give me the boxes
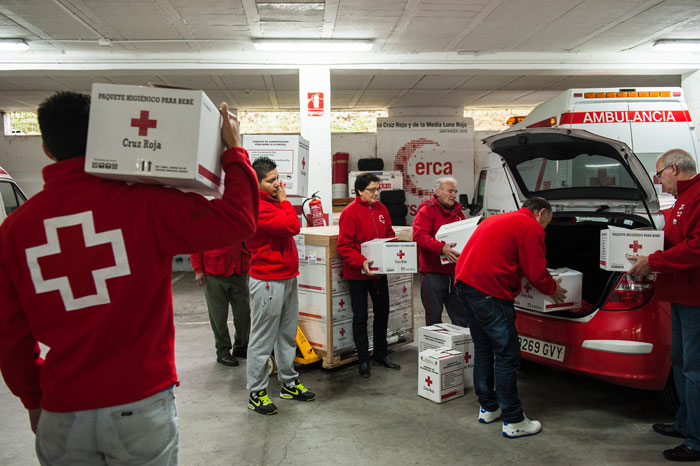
[131,110,157,136]
[629,240,643,253]
[425,376,433,387]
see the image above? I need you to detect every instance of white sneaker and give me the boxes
[478,406,502,424]
[502,416,542,438]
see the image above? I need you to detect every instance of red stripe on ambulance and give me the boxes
[559,110,691,124]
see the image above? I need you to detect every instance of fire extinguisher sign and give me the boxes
[308,92,324,117]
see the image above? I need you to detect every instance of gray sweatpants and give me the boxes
[246,277,299,392]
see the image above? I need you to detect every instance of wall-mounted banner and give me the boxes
[377,117,474,224]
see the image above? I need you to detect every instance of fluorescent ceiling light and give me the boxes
[652,39,700,51]
[0,39,29,51]
[253,39,373,52]
[257,3,325,11]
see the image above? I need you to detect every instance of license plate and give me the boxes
[518,335,566,362]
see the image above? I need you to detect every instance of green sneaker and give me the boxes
[248,389,278,415]
[280,380,316,402]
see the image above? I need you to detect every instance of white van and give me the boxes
[0,167,28,223]
[469,87,700,217]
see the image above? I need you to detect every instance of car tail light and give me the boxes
[601,273,655,311]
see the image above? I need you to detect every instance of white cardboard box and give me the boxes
[418,347,465,403]
[85,83,224,196]
[418,323,474,387]
[435,217,480,265]
[298,289,353,322]
[600,226,664,271]
[242,134,309,197]
[361,238,418,274]
[348,170,403,196]
[298,316,354,352]
[297,260,349,294]
[515,267,583,312]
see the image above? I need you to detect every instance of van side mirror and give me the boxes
[459,194,470,210]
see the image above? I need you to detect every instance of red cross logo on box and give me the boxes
[425,376,433,387]
[629,240,643,253]
[25,211,131,311]
[307,92,324,117]
[131,110,157,136]
[339,328,346,336]
[302,157,306,170]
[402,285,408,294]
[397,250,406,259]
[339,299,345,308]
[523,282,532,293]
[464,352,472,364]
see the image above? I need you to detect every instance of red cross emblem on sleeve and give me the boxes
[397,250,405,259]
[131,110,157,136]
[25,211,131,311]
[629,240,643,253]
[425,376,433,387]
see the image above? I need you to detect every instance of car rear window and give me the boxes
[515,153,637,192]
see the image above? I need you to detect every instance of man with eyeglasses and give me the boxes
[337,173,400,378]
[629,148,700,462]
[412,176,468,326]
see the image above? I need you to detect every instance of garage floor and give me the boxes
[1,273,678,466]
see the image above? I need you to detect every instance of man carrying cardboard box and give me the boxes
[628,149,700,462]
[0,91,259,465]
[412,176,468,327]
[454,197,566,439]
[190,244,251,367]
[246,157,315,416]
[337,173,400,378]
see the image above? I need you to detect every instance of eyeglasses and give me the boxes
[655,165,672,178]
[364,188,380,193]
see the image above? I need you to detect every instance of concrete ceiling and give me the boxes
[0,0,699,112]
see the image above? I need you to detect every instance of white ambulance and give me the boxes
[470,87,700,217]
[0,167,28,223]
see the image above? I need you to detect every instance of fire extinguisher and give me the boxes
[302,191,326,227]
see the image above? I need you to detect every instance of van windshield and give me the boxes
[515,154,637,192]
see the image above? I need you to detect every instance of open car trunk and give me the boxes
[542,214,652,317]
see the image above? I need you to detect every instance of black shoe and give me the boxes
[216,353,239,366]
[359,361,370,378]
[654,423,686,439]
[663,445,700,462]
[232,348,247,359]
[373,356,401,370]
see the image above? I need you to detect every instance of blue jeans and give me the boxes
[36,388,178,466]
[670,303,700,451]
[455,281,524,423]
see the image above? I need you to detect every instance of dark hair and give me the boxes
[522,197,552,213]
[37,91,91,161]
[354,173,380,194]
[251,156,277,182]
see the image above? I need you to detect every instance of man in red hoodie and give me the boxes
[629,149,700,462]
[190,243,251,367]
[0,91,258,465]
[412,175,468,326]
[245,157,315,415]
[454,197,565,439]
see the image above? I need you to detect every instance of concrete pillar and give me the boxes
[299,66,333,224]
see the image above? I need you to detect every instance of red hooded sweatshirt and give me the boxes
[412,196,465,274]
[455,208,556,302]
[337,197,396,281]
[247,191,300,280]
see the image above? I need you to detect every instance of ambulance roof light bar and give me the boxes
[575,90,677,99]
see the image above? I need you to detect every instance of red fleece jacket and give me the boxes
[455,208,556,302]
[412,196,465,274]
[0,147,258,412]
[337,198,396,280]
[190,243,250,277]
[649,174,700,305]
